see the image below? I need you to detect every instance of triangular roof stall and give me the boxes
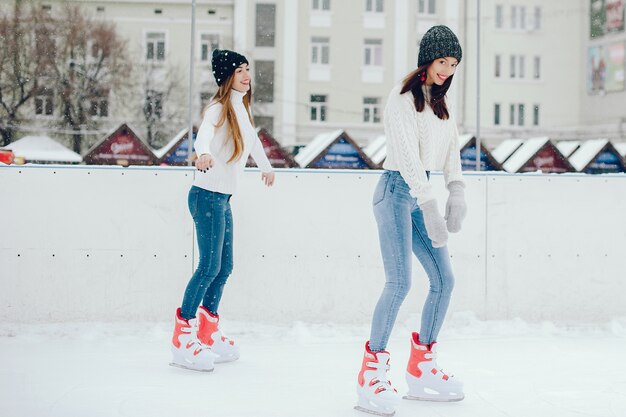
[458,134,502,171]
[502,137,575,173]
[246,128,298,168]
[363,135,387,168]
[0,135,82,164]
[569,139,626,174]
[491,138,524,165]
[84,124,157,166]
[295,130,374,169]
[155,127,197,166]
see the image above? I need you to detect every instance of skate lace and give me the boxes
[181,322,206,352]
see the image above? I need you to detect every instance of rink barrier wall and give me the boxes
[1,165,625,325]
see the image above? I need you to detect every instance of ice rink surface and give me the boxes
[1,314,625,417]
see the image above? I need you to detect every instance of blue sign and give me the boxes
[312,137,370,169]
[460,144,499,171]
[163,133,196,165]
[585,149,625,174]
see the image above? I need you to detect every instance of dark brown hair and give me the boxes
[400,64,454,120]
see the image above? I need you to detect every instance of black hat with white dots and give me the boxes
[417,25,463,67]
[211,49,249,86]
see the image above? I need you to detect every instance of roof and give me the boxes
[492,139,524,164]
[502,137,550,173]
[154,127,190,159]
[1,135,82,163]
[555,141,581,158]
[457,134,474,149]
[568,139,610,172]
[614,142,626,157]
[363,135,387,165]
[294,129,344,167]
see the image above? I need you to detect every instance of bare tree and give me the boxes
[0,1,52,146]
[136,62,186,148]
[51,5,132,153]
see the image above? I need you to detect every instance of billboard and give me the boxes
[587,42,625,94]
[590,0,624,38]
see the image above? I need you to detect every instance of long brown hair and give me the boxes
[203,71,254,163]
[400,63,454,120]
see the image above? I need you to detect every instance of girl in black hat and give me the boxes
[170,49,275,372]
[355,25,466,415]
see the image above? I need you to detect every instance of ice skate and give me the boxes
[170,308,217,372]
[354,341,401,416]
[404,332,464,401]
[196,306,240,363]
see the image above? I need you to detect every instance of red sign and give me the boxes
[84,124,157,165]
[520,145,573,173]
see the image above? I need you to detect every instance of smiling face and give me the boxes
[425,57,458,86]
[231,63,251,92]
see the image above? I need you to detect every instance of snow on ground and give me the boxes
[1,312,625,417]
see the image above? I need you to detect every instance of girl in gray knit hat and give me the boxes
[356,25,465,416]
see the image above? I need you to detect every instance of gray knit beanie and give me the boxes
[417,25,462,67]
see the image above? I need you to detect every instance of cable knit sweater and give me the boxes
[382,84,464,205]
[192,89,273,195]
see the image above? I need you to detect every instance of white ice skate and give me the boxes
[355,342,401,416]
[196,306,240,363]
[404,332,464,402]
[170,308,217,372]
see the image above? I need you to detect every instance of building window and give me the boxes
[495,54,501,77]
[511,6,517,29]
[518,104,525,126]
[311,37,330,65]
[200,91,213,110]
[146,32,166,62]
[363,97,381,123]
[254,116,274,134]
[534,6,541,30]
[510,55,516,78]
[312,0,330,11]
[520,6,526,30]
[89,93,109,118]
[533,104,540,126]
[254,60,275,103]
[418,0,436,14]
[34,89,54,116]
[364,39,383,66]
[495,5,503,28]
[518,55,525,79]
[494,103,501,125]
[533,56,541,79]
[256,4,276,47]
[366,0,384,12]
[200,34,219,62]
[509,104,515,125]
[310,95,327,122]
[144,90,163,120]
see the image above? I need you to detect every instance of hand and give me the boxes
[195,153,214,171]
[420,199,448,248]
[261,171,275,187]
[445,181,466,233]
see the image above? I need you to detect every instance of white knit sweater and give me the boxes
[382,84,464,205]
[192,89,273,195]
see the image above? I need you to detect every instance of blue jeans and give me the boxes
[180,186,233,320]
[369,170,455,351]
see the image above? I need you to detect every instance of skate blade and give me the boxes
[403,394,464,402]
[354,405,395,416]
[169,362,214,372]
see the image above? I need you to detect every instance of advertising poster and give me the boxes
[587,42,625,94]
